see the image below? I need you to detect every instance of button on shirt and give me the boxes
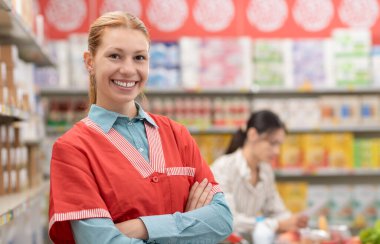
[71,104,231,244]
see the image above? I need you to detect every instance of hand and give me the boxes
[185,178,214,211]
[278,214,309,232]
[295,214,309,228]
[115,218,148,240]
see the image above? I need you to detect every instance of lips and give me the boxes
[111,79,137,88]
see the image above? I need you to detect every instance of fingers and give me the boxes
[188,178,208,210]
[195,182,213,209]
[185,181,199,211]
[185,178,214,211]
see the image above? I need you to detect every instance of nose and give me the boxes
[119,58,136,75]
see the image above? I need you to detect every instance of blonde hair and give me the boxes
[87,11,150,105]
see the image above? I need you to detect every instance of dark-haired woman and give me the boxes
[211,110,308,242]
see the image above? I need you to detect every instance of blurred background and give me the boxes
[1,0,380,243]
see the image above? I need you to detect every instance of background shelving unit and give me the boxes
[0,0,53,242]
[0,181,48,227]
[0,0,53,66]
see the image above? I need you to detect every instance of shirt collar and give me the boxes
[235,149,266,182]
[88,103,157,133]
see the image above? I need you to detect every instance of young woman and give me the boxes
[48,11,232,244]
[211,110,308,242]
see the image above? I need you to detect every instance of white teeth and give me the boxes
[112,80,136,88]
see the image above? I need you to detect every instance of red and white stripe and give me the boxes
[49,208,110,231]
[82,118,165,178]
[166,167,195,177]
[211,184,223,194]
[145,123,165,173]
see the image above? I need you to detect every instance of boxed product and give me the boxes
[352,184,377,228]
[277,181,308,213]
[319,96,340,127]
[332,29,371,87]
[336,96,360,127]
[180,37,252,90]
[252,39,291,88]
[354,138,380,169]
[359,96,380,125]
[329,185,353,226]
[302,133,328,170]
[291,39,333,89]
[306,185,330,228]
[325,133,354,169]
[286,98,320,129]
[279,134,303,169]
[148,42,180,89]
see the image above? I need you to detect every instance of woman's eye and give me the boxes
[135,55,146,61]
[109,54,120,59]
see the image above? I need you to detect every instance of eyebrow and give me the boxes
[107,47,148,53]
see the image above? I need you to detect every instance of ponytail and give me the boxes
[225,128,247,154]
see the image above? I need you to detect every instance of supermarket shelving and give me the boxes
[40,87,380,97]
[275,169,380,184]
[0,106,28,123]
[0,0,52,236]
[0,181,48,227]
[0,0,54,66]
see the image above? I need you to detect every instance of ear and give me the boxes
[246,127,259,142]
[83,51,94,74]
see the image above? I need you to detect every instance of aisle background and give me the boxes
[2,0,380,243]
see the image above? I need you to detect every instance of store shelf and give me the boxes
[0,0,54,66]
[189,127,236,134]
[288,126,380,133]
[251,87,380,96]
[0,181,49,227]
[275,169,380,184]
[39,87,252,97]
[46,124,380,135]
[275,168,380,177]
[0,105,29,123]
[40,86,380,97]
[39,88,88,97]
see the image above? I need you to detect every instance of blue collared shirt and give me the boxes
[71,104,233,244]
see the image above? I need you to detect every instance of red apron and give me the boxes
[49,113,221,243]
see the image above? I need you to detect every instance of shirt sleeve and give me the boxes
[140,192,233,244]
[71,218,145,244]
[70,193,232,244]
[261,181,292,231]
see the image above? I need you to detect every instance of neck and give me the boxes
[241,145,260,170]
[97,101,137,118]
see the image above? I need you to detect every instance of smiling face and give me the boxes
[84,27,149,115]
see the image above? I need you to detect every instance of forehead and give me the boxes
[99,27,149,50]
[264,128,286,140]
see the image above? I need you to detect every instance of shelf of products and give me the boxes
[0,0,53,66]
[0,180,48,226]
[0,106,28,123]
[0,1,50,242]
[276,168,380,177]
[40,87,380,97]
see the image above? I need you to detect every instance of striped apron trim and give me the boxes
[49,208,111,231]
[166,167,196,177]
[82,117,166,178]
